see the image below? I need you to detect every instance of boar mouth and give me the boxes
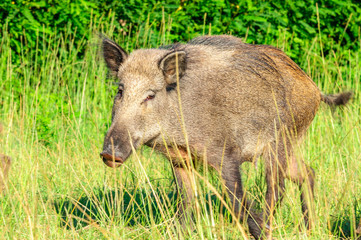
[100,152,124,168]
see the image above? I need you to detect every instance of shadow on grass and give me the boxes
[53,186,178,229]
[330,199,361,239]
[53,185,229,231]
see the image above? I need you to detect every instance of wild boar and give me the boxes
[100,35,351,239]
[0,124,11,193]
[0,154,11,193]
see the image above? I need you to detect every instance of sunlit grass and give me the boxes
[0,16,360,239]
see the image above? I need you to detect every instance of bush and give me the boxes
[1,0,360,63]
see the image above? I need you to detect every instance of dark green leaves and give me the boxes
[1,0,360,64]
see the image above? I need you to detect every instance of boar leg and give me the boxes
[173,166,195,229]
[221,160,266,239]
[285,154,315,229]
[264,139,315,230]
[263,141,287,226]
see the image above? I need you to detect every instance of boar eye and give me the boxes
[117,88,123,98]
[166,83,177,92]
[144,94,155,102]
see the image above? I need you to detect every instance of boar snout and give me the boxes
[101,125,135,168]
[100,151,124,168]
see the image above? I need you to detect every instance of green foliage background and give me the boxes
[1,0,360,61]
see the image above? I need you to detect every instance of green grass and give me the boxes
[0,20,360,239]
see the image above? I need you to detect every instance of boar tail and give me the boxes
[321,91,353,106]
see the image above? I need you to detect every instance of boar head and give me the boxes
[100,38,186,167]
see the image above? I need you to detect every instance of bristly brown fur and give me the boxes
[100,34,353,240]
[321,91,353,106]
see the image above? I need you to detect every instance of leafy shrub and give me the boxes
[1,0,360,63]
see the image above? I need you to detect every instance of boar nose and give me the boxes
[100,151,124,168]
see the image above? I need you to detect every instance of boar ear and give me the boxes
[102,38,128,77]
[159,51,187,83]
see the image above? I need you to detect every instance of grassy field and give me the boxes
[0,21,360,239]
